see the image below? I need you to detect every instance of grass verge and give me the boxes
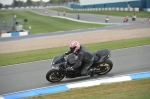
[50,8,150,18]
[29,78,150,99]
[0,10,107,34]
[0,37,150,66]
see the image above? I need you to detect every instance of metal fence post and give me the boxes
[12,15,17,31]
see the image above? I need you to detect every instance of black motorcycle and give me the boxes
[46,49,113,83]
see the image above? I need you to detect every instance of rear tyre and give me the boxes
[97,59,113,75]
[46,70,65,83]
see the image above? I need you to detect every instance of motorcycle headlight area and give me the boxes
[51,62,55,65]
[108,53,111,58]
[51,65,59,70]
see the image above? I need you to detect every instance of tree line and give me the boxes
[49,0,79,3]
[0,0,79,8]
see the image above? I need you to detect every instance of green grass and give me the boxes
[29,78,150,99]
[0,37,150,66]
[50,8,150,18]
[0,10,107,34]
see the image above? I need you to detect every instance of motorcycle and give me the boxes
[105,17,109,23]
[46,49,113,83]
[123,17,129,23]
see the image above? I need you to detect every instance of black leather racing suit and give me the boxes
[66,45,94,75]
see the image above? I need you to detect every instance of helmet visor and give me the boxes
[70,47,76,52]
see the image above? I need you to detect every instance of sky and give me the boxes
[0,0,49,5]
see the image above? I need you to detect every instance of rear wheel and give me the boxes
[46,70,65,83]
[97,59,113,75]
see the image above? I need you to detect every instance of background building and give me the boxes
[71,0,150,11]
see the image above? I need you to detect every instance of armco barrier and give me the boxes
[74,7,139,11]
[1,6,144,12]
[1,71,150,99]
[0,31,30,38]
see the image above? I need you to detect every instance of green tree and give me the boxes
[35,1,41,6]
[0,3,3,8]
[54,0,59,3]
[12,0,18,7]
[4,5,10,8]
[74,0,79,2]
[49,0,64,3]
[32,1,40,6]
[14,1,24,7]
[26,0,32,6]
[59,0,65,3]
[49,0,53,3]
[49,0,79,4]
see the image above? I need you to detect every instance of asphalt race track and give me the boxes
[0,9,150,95]
[0,45,150,95]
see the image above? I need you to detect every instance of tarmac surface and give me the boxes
[0,45,150,95]
[31,9,146,23]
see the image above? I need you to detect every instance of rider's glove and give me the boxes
[65,52,69,55]
[66,67,74,71]
[62,52,69,57]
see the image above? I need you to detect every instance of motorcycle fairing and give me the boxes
[93,49,111,62]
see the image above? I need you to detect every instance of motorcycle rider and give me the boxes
[65,41,94,76]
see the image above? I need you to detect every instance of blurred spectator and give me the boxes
[7,31,10,33]
[15,22,23,32]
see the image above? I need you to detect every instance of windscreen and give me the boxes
[53,55,66,64]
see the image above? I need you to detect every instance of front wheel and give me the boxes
[46,70,65,83]
[97,59,113,75]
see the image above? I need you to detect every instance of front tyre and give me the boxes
[46,70,65,83]
[97,59,113,75]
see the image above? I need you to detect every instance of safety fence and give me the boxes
[143,8,150,12]
[0,18,13,32]
[0,18,26,31]
[0,6,43,10]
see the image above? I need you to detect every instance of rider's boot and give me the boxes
[89,68,96,77]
